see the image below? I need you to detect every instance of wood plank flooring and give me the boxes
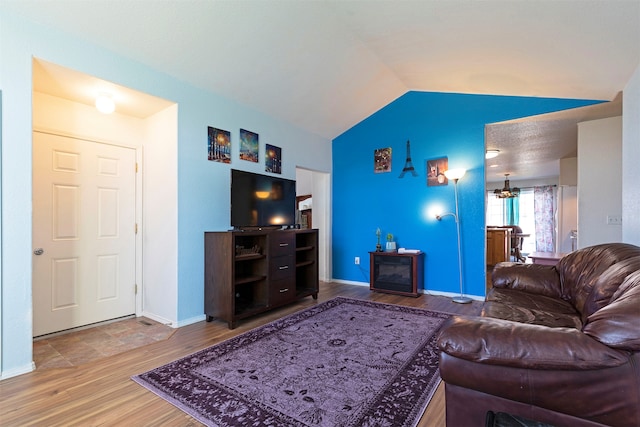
[0,282,482,426]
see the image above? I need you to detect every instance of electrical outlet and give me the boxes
[606,215,622,225]
[354,257,360,265]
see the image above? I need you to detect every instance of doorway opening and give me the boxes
[32,58,178,339]
[296,167,331,282]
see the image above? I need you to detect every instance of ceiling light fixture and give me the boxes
[95,93,115,114]
[494,173,520,198]
[485,149,500,159]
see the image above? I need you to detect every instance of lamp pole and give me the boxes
[437,169,472,304]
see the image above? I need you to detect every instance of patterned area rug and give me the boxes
[133,297,450,427]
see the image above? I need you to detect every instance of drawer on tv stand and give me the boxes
[269,279,296,306]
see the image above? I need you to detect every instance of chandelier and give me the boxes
[494,174,520,198]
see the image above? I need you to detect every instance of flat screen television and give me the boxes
[231,169,296,229]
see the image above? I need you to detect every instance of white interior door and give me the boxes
[32,132,136,337]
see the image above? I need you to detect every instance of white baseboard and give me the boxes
[330,279,484,301]
[421,289,485,301]
[175,314,207,328]
[1,361,35,380]
[139,311,205,328]
[331,279,369,287]
[139,311,175,327]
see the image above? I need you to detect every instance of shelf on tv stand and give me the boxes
[235,253,265,261]
[205,229,319,329]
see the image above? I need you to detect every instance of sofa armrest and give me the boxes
[437,316,628,370]
[492,262,563,298]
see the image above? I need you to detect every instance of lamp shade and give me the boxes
[444,168,466,181]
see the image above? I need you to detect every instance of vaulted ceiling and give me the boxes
[5,0,640,180]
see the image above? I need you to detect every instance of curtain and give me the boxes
[505,197,519,225]
[534,186,555,252]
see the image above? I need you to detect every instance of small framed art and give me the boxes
[426,157,448,186]
[239,129,259,162]
[265,144,282,174]
[374,147,392,173]
[208,126,231,163]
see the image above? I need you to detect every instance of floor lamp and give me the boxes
[436,168,472,304]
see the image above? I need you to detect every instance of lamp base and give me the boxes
[452,295,472,304]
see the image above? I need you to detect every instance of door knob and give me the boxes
[33,248,44,255]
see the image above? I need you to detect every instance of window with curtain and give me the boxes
[534,185,556,252]
[486,189,536,255]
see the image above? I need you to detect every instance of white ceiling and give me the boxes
[485,93,622,182]
[6,0,640,179]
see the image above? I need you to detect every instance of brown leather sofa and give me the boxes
[437,243,640,427]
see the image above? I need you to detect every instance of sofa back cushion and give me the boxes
[580,256,640,323]
[583,269,640,351]
[557,243,640,320]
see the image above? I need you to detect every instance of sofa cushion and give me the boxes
[491,263,563,299]
[483,288,582,329]
[579,255,640,323]
[583,269,640,351]
[437,316,629,369]
[558,243,640,314]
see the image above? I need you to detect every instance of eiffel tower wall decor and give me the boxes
[399,140,418,178]
[426,157,448,186]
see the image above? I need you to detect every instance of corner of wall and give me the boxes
[622,64,640,245]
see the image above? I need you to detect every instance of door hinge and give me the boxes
[135,223,138,234]
[135,162,139,173]
[135,284,138,294]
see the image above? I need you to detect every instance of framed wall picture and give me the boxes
[374,147,392,173]
[265,144,282,174]
[426,157,448,186]
[239,129,259,162]
[208,126,231,163]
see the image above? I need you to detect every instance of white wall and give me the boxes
[1,8,331,378]
[577,116,623,248]
[312,171,332,282]
[142,105,178,325]
[623,64,640,245]
[558,185,578,252]
[33,92,146,143]
[296,168,313,195]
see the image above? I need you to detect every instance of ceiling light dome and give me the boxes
[485,150,500,159]
[95,93,115,114]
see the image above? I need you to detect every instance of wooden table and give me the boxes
[528,251,567,266]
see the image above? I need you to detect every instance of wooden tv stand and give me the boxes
[204,229,319,329]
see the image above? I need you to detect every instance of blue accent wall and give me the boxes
[332,91,600,297]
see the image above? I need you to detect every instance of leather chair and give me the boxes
[437,243,640,427]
